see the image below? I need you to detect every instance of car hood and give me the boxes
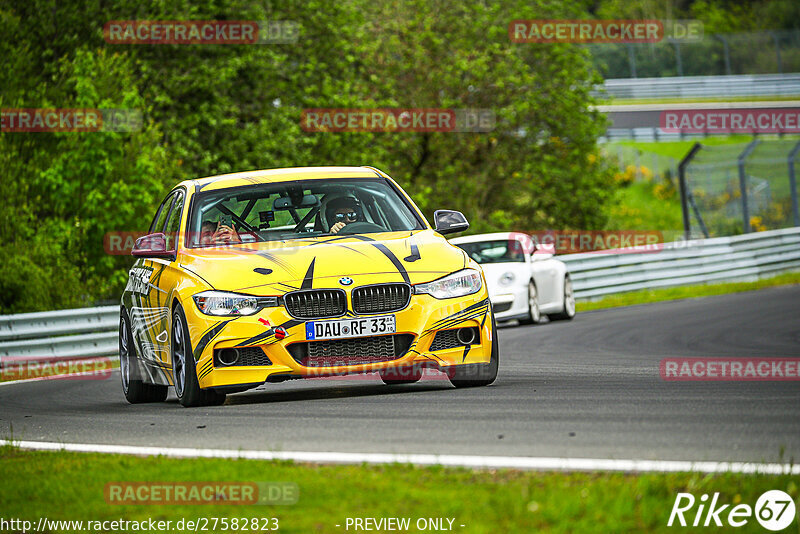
[178,230,469,294]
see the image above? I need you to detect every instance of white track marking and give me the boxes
[1,439,797,475]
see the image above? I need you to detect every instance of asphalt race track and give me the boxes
[2,287,799,464]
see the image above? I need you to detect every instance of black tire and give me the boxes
[548,275,576,321]
[447,313,499,388]
[171,304,226,408]
[379,364,423,385]
[518,281,541,325]
[119,311,168,404]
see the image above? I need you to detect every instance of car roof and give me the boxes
[180,166,386,193]
[450,232,526,244]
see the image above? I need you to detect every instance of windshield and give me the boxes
[187,177,424,247]
[456,240,526,264]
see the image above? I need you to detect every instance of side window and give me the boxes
[150,193,175,234]
[164,191,185,251]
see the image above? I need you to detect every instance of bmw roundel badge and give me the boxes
[339,277,353,286]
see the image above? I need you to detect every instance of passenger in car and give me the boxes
[200,220,241,245]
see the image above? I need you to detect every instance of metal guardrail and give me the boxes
[596,73,800,100]
[0,306,118,361]
[1,226,799,362]
[562,227,800,299]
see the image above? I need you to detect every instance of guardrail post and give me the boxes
[678,142,703,239]
[738,139,760,233]
[789,140,800,227]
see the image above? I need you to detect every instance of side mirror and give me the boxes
[132,232,174,259]
[434,210,469,235]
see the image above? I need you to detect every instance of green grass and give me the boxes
[604,182,683,232]
[578,271,800,312]
[613,136,757,161]
[0,446,798,533]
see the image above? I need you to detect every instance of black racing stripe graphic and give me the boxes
[307,236,358,246]
[192,319,236,361]
[481,311,488,328]
[301,258,316,289]
[234,318,304,347]
[199,364,214,380]
[199,359,213,374]
[254,251,299,278]
[462,344,471,363]
[429,310,488,334]
[424,298,490,333]
[369,245,410,284]
[278,282,299,291]
[404,239,421,262]
[309,234,411,284]
[355,237,410,285]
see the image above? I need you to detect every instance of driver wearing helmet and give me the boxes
[327,196,363,234]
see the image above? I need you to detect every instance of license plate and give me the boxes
[305,315,396,340]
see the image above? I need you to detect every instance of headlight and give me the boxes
[192,291,278,316]
[499,272,515,286]
[414,269,483,299]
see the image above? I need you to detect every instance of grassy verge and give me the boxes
[0,446,797,533]
[577,271,800,312]
[604,182,683,231]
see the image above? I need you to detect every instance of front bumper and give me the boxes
[489,285,529,320]
[182,290,494,389]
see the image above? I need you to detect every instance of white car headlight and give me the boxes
[414,269,483,299]
[499,272,516,286]
[192,291,277,316]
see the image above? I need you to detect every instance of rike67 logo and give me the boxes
[668,490,796,530]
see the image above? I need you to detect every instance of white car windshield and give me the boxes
[456,240,526,264]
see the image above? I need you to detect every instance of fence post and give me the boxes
[738,139,760,233]
[714,34,732,75]
[671,40,683,76]
[789,140,800,227]
[772,31,783,74]
[627,44,637,78]
[678,142,702,239]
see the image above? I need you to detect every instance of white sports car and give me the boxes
[450,232,575,324]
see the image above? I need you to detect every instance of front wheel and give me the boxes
[548,276,576,321]
[172,305,226,408]
[447,313,499,388]
[518,281,541,325]
[119,311,167,404]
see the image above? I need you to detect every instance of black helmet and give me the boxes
[325,196,362,228]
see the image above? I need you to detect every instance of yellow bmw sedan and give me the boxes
[120,166,498,407]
